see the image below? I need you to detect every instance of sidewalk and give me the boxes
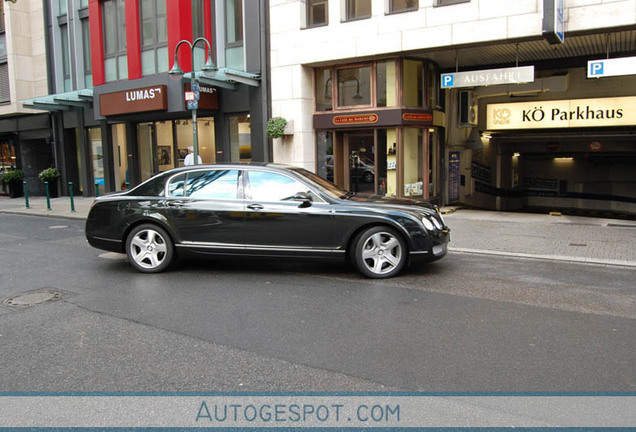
[2,195,636,268]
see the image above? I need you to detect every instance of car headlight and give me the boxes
[421,217,435,231]
[432,217,443,230]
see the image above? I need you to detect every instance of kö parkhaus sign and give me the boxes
[486,96,636,130]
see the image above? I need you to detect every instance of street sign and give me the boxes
[187,100,198,110]
[185,91,196,101]
[441,66,534,89]
[588,56,636,78]
[543,0,564,44]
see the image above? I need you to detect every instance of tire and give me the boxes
[125,224,174,273]
[352,226,407,278]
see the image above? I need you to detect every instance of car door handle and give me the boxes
[247,203,263,211]
[167,200,185,208]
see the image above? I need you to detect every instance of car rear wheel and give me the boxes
[126,224,174,273]
[352,226,406,278]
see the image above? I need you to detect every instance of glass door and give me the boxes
[137,122,156,183]
[345,131,375,194]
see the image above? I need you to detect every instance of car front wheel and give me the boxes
[352,226,406,278]
[126,224,174,273]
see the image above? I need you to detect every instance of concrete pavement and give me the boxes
[1,194,635,268]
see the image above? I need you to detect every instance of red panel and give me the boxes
[88,0,105,85]
[167,0,193,73]
[126,0,142,80]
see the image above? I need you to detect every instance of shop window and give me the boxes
[337,66,371,107]
[102,0,127,81]
[316,68,332,111]
[140,0,168,76]
[377,129,398,197]
[229,114,251,162]
[316,131,333,181]
[345,0,371,21]
[307,0,328,28]
[403,59,438,109]
[225,0,244,70]
[389,0,418,14]
[89,128,104,190]
[0,141,16,171]
[376,60,397,107]
[111,124,128,191]
[175,118,216,166]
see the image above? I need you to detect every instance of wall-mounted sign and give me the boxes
[441,66,534,89]
[588,56,636,78]
[100,85,167,116]
[403,113,433,122]
[448,151,460,203]
[333,114,378,125]
[471,161,492,184]
[543,0,564,44]
[589,141,603,152]
[486,96,636,130]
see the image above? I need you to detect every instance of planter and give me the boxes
[7,181,23,198]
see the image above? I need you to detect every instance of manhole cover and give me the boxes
[2,288,68,309]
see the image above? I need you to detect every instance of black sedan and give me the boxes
[85,163,450,278]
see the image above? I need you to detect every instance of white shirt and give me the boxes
[184,153,202,166]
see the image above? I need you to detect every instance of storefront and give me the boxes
[313,58,446,203]
[93,71,263,193]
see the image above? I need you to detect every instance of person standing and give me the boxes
[184,146,202,166]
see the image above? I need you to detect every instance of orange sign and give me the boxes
[402,113,433,122]
[333,114,378,125]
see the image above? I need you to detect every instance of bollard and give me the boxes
[45,181,51,211]
[95,183,100,197]
[69,182,75,213]
[23,180,29,209]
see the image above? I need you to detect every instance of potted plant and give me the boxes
[38,167,61,197]
[1,169,24,198]
[266,117,288,139]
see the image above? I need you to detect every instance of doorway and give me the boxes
[345,132,375,194]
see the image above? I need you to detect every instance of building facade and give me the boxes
[87,0,269,194]
[269,0,636,217]
[0,0,51,197]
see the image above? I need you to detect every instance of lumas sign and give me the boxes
[486,96,636,130]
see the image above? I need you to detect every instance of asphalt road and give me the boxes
[0,214,634,392]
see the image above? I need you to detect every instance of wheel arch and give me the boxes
[122,216,178,250]
[344,221,411,261]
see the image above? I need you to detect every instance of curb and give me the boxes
[449,247,636,268]
[0,209,87,221]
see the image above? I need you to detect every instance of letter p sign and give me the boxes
[441,74,454,88]
[588,61,604,77]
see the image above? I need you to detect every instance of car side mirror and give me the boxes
[293,192,313,208]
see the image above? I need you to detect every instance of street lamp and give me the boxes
[169,37,217,165]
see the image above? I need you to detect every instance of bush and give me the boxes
[38,167,61,182]
[266,117,288,139]
[2,169,23,183]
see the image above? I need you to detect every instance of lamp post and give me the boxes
[169,37,217,165]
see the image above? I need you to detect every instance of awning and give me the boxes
[21,89,93,112]
[183,67,261,91]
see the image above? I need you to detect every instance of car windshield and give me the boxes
[290,167,350,200]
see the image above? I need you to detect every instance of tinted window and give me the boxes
[134,172,170,196]
[248,171,314,202]
[168,173,186,196]
[186,170,240,199]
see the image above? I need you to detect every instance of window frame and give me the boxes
[434,0,470,6]
[140,0,168,76]
[306,0,328,28]
[0,9,8,104]
[388,0,418,14]
[344,0,372,22]
[102,0,128,81]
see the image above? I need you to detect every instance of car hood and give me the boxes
[339,193,438,216]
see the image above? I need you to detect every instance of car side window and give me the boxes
[168,170,240,199]
[247,171,315,202]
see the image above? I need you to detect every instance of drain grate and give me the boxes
[2,287,70,310]
[569,243,588,247]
